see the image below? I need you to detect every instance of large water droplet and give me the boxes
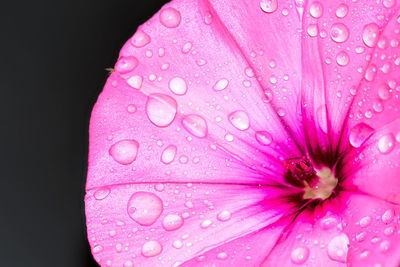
[141,240,163,257]
[146,93,177,127]
[161,145,177,164]
[127,75,143,89]
[336,51,349,66]
[309,2,323,18]
[378,133,395,154]
[159,7,181,28]
[327,234,349,263]
[131,30,151,48]
[362,23,380,48]
[228,110,250,130]
[162,214,184,231]
[260,0,278,13]
[335,4,348,18]
[378,84,391,101]
[330,23,349,43]
[383,0,396,9]
[182,114,208,138]
[94,187,111,200]
[115,56,138,74]
[169,77,188,95]
[290,247,309,264]
[217,210,232,221]
[349,123,375,148]
[255,131,273,145]
[213,79,229,91]
[109,139,139,165]
[127,191,163,226]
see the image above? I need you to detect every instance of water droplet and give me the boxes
[364,64,377,82]
[169,77,188,95]
[378,133,395,154]
[127,191,163,226]
[141,240,162,257]
[92,245,103,254]
[277,108,286,117]
[255,131,273,146]
[161,145,177,164]
[309,2,323,18]
[204,12,213,25]
[217,210,231,221]
[173,240,183,249]
[115,56,138,74]
[382,209,394,224]
[109,139,139,165]
[307,24,318,37]
[200,219,212,228]
[260,0,278,13]
[317,105,328,133]
[228,110,250,130]
[336,4,348,18]
[359,216,372,227]
[330,23,349,43]
[162,214,184,231]
[159,7,181,28]
[362,23,380,48]
[336,51,349,66]
[320,216,338,230]
[182,114,208,138]
[349,123,375,148]
[380,240,391,252]
[127,75,143,89]
[146,93,177,127]
[290,247,309,264]
[131,30,151,48]
[213,79,229,91]
[383,0,396,8]
[94,187,111,200]
[378,84,391,101]
[327,234,349,263]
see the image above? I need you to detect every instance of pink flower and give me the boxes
[85,0,400,266]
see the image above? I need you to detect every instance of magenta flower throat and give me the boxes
[85,0,400,266]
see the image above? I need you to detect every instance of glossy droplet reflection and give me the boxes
[378,133,395,154]
[336,51,349,66]
[260,0,278,13]
[109,139,139,165]
[213,79,229,91]
[290,247,309,264]
[228,110,250,130]
[127,191,163,226]
[161,145,177,164]
[162,214,184,231]
[255,131,273,145]
[309,2,323,18]
[146,93,177,127]
[141,240,163,257]
[169,77,188,95]
[327,234,349,263]
[94,187,111,200]
[115,56,138,74]
[182,114,208,138]
[335,4,348,18]
[131,30,151,48]
[362,23,380,48]
[330,23,349,43]
[349,123,375,148]
[159,7,181,28]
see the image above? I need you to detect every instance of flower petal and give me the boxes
[86,183,296,266]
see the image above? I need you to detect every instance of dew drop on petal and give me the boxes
[317,105,328,133]
[383,0,396,9]
[307,24,318,37]
[94,187,111,200]
[115,56,138,74]
[127,75,143,89]
[327,234,349,263]
[131,30,151,48]
[362,23,380,48]
[127,191,163,226]
[159,7,181,28]
[213,79,229,91]
[382,209,394,224]
[330,23,349,43]
[364,64,377,82]
[217,210,231,221]
[182,114,208,138]
[378,84,391,101]
[109,139,139,165]
[336,51,349,66]
[141,240,163,257]
[336,4,348,18]
[161,145,177,164]
[162,214,184,231]
[169,77,188,95]
[378,133,395,154]
[228,110,250,130]
[320,216,338,230]
[359,216,372,227]
[92,245,103,254]
[290,247,309,264]
[255,131,273,146]
[204,12,213,24]
[260,0,278,13]
[349,123,375,148]
[200,219,212,228]
[146,93,177,127]
[309,2,323,18]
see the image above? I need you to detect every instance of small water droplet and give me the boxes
[161,145,177,164]
[336,51,349,66]
[159,7,181,28]
[255,131,273,146]
[383,0,396,8]
[307,24,318,37]
[94,187,111,200]
[359,216,372,227]
[146,93,177,127]
[362,23,380,48]
[335,4,348,18]
[213,79,229,91]
[162,214,184,231]
[349,123,375,148]
[92,245,103,254]
[182,114,208,138]
[115,56,138,74]
[131,30,151,48]
[109,139,139,165]
[317,105,328,133]
[204,12,213,24]
[364,64,377,82]
[127,75,143,89]
[327,234,349,263]
[330,23,349,43]
[217,210,231,221]
[169,77,188,95]
[378,84,391,101]
[290,247,309,264]
[382,209,394,224]
[200,219,212,228]
[260,0,278,13]
[320,216,338,230]
[217,252,228,260]
[141,240,163,257]
[378,133,395,154]
[228,110,250,130]
[127,191,163,226]
[380,240,391,252]
[309,2,323,18]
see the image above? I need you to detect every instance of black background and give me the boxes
[1,0,168,266]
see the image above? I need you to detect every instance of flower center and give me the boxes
[284,158,338,200]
